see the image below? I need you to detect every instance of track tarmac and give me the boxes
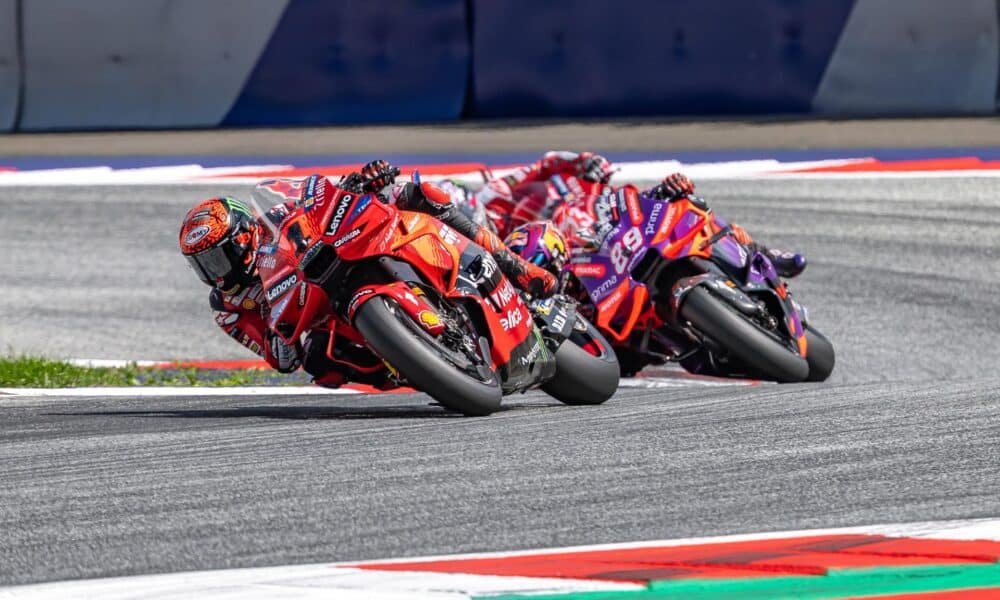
[1,177,1000,584]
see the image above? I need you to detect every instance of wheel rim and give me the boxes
[382,299,496,385]
[569,316,613,359]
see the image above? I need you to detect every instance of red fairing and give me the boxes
[251,173,538,383]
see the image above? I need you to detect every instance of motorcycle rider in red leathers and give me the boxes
[473,150,806,278]
[178,160,556,388]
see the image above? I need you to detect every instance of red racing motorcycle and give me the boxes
[249,174,619,416]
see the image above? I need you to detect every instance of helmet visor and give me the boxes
[185,238,239,286]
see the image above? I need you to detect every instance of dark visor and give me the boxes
[185,237,240,285]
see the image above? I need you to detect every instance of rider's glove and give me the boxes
[730,223,753,245]
[653,173,694,200]
[578,154,614,183]
[359,159,400,193]
[268,331,301,374]
[338,172,366,194]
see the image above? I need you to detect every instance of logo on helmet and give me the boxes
[184,225,211,246]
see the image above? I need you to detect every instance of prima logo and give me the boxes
[645,202,663,236]
[589,274,618,302]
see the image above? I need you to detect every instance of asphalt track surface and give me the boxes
[2,175,1000,584]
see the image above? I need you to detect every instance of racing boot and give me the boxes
[730,224,806,279]
[765,248,807,279]
[396,181,557,297]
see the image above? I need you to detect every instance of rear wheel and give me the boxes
[679,286,809,383]
[542,316,620,405]
[354,296,502,416]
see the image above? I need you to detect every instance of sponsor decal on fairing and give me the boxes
[590,274,618,302]
[325,194,354,236]
[266,273,298,302]
[500,307,524,331]
[333,227,362,248]
[347,288,375,317]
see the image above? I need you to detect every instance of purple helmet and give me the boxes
[503,221,569,275]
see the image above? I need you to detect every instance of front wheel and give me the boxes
[804,326,835,382]
[541,316,620,405]
[679,286,809,383]
[354,297,502,416]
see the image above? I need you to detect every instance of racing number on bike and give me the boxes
[610,226,643,274]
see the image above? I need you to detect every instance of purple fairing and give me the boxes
[568,189,806,346]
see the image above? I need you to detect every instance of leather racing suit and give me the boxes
[207,167,556,388]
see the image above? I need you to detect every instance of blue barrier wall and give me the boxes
[18,0,288,131]
[814,0,999,115]
[470,0,855,118]
[223,0,469,126]
[3,0,999,130]
[0,0,18,132]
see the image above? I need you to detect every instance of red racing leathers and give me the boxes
[477,151,614,237]
[205,170,556,388]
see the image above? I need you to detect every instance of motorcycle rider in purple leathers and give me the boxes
[456,150,806,279]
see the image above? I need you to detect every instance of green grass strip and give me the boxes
[482,563,1000,600]
[0,356,285,387]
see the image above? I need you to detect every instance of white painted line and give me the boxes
[619,377,747,388]
[0,386,360,398]
[0,567,642,600]
[3,159,1000,187]
[65,359,166,368]
[345,517,1000,567]
[2,519,998,599]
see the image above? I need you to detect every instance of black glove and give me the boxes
[338,171,366,194]
[578,154,614,183]
[360,159,400,193]
[652,173,694,200]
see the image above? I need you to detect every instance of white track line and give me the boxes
[0,375,745,398]
[0,386,359,398]
[2,519,998,600]
[3,159,999,187]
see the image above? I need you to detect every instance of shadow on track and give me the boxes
[44,402,552,420]
[48,404,468,420]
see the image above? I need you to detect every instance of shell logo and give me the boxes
[419,310,441,328]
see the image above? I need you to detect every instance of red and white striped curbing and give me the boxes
[2,156,1000,187]
[2,519,999,599]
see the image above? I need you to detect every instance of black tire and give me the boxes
[679,286,809,383]
[804,326,835,382]
[541,317,620,405]
[354,297,502,416]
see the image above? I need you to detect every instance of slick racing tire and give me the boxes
[542,316,620,405]
[803,326,835,382]
[679,286,809,383]
[354,296,502,416]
